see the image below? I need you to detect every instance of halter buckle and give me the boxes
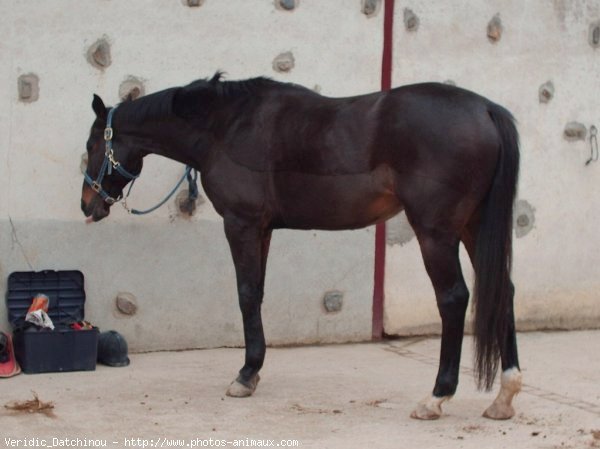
[104,127,114,141]
[91,181,102,193]
[104,195,122,205]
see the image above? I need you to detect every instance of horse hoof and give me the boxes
[226,374,260,398]
[483,402,515,420]
[410,396,445,420]
[410,405,441,420]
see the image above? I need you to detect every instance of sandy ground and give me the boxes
[1,331,599,449]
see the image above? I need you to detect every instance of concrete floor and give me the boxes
[1,331,599,449]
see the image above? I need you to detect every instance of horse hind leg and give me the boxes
[482,282,521,420]
[462,223,522,420]
[410,230,469,420]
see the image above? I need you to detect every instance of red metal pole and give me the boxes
[372,0,395,340]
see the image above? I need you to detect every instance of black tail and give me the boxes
[473,103,520,390]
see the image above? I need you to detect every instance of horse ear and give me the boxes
[92,94,107,120]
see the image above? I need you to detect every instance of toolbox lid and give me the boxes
[6,270,86,329]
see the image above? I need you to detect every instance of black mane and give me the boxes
[117,72,312,123]
[117,87,178,124]
[185,72,309,99]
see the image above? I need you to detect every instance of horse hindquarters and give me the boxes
[406,101,520,419]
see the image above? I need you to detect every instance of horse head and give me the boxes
[81,94,143,222]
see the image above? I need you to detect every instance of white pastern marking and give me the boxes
[500,367,523,396]
[413,394,452,417]
[424,394,451,409]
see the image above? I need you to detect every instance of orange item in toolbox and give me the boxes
[27,294,50,313]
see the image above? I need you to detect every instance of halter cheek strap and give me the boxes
[83,104,199,215]
[83,105,140,205]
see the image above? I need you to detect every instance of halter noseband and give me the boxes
[84,105,140,205]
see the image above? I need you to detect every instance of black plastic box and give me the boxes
[6,270,98,374]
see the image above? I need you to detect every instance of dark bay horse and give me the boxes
[81,73,521,420]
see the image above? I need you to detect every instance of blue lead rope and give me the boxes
[123,165,198,215]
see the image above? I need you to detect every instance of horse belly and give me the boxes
[273,170,402,230]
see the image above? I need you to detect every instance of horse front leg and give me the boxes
[223,217,272,398]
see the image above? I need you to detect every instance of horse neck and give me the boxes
[120,116,209,170]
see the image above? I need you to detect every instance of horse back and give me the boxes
[210,82,504,230]
[221,88,384,175]
[223,83,499,178]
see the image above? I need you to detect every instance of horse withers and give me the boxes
[81,74,521,420]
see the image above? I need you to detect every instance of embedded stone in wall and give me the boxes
[87,37,112,70]
[116,292,138,316]
[589,21,600,49]
[514,199,535,238]
[17,73,39,103]
[404,8,420,32]
[277,0,296,11]
[119,76,145,101]
[564,122,587,141]
[184,0,204,6]
[443,79,456,86]
[80,153,88,174]
[487,13,503,43]
[313,84,322,94]
[361,0,380,18]
[272,51,295,73]
[539,81,554,103]
[386,212,415,246]
[176,189,204,217]
[323,290,343,313]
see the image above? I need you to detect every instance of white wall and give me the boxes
[0,0,382,351]
[384,0,600,335]
[1,1,598,351]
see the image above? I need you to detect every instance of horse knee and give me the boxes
[238,284,264,313]
[437,282,469,320]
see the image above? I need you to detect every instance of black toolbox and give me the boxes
[6,270,98,374]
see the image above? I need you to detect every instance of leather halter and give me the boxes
[83,104,198,215]
[83,105,140,205]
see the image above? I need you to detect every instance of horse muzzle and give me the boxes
[81,188,111,223]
